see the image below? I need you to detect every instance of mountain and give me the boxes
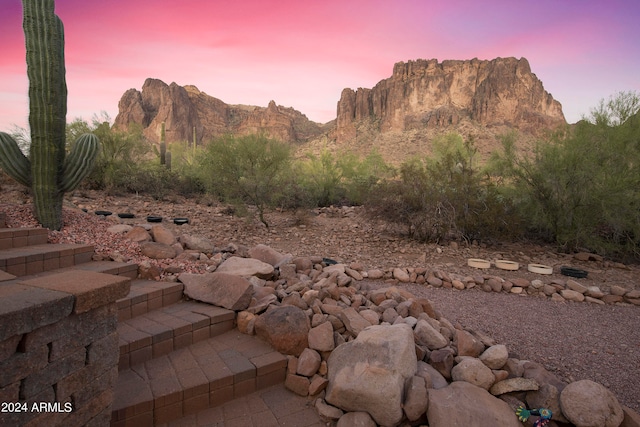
[114,57,566,162]
[113,78,325,145]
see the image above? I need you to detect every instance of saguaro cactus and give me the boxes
[0,0,99,230]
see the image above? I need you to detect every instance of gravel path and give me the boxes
[395,283,640,412]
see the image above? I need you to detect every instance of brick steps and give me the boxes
[0,227,48,249]
[117,300,236,370]
[111,329,287,426]
[0,242,95,277]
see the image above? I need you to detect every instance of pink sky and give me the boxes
[1,0,639,132]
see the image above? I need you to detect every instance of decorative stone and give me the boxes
[489,377,539,395]
[451,357,496,390]
[216,256,275,279]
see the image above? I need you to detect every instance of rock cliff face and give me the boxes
[336,57,565,143]
[114,78,323,145]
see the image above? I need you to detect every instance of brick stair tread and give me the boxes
[112,329,287,426]
[0,260,138,284]
[0,242,94,260]
[118,300,237,370]
[117,280,185,321]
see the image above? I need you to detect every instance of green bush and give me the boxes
[294,149,393,207]
[200,134,291,227]
[489,91,640,259]
[370,133,520,243]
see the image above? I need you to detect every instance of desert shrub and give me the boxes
[370,133,520,243]
[200,134,291,227]
[294,149,393,207]
[489,91,640,259]
[73,116,151,193]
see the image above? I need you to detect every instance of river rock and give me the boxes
[559,379,624,427]
[326,323,417,427]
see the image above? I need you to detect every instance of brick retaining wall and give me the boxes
[0,271,130,426]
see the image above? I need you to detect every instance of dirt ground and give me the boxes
[4,184,630,293]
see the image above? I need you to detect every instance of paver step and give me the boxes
[0,243,94,277]
[0,259,138,284]
[111,329,287,427]
[118,301,236,371]
[117,280,185,322]
[0,227,48,249]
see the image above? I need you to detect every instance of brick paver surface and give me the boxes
[156,383,326,427]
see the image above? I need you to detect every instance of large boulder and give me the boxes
[325,323,417,426]
[559,380,624,427]
[427,381,521,427]
[254,305,310,356]
[178,272,254,310]
[216,256,275,279]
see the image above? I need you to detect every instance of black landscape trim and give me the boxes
[118,213,135,219]
[173,218,189,225]
[560,266,588,278]
[146,215,163,223]
[95,210,112,216]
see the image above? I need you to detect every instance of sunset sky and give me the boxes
[1,0,639,132]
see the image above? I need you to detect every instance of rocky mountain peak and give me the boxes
[336,57,565,143]
[114,79,324,145]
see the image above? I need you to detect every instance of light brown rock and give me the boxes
[479,344,509,370]
[308,320,335,352]
[337,412,377,427]
[326,323,417,427]
[428,381,521,427]
[140,242,177,259]
[297,348,321,377]
[216,256,275,279]
[179,272,254,310]
[451,357,496,390]
[150,224,176,245]
[403,375,429,421]
[414,319,448,350]
[124,226,152,243]
[489,377,539,395]
[560,380,624,427]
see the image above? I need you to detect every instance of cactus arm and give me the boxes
[0,132,32,187]
[60,133,100,192]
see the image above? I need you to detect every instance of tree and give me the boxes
[489,91,640,258]
[201,134,291,227]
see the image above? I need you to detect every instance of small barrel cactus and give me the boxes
[0,0,99,230]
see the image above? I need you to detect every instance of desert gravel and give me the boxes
[396,283,640,413]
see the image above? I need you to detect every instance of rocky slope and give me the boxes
[114,78,325,145]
